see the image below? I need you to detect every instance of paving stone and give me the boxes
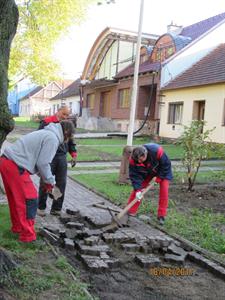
[84,236,103,246]
[167,243,188,258]
[85,215,111,228]
[64,238,75,250]
[105,258,121,268]
[83,228,103,237]
[187,251,220,272]
[140,243,152,254]
[121,243,141,253]
[79,254,109,272]
[207,263,225,280]
[66,222,84,230]
[76,241,112,256]
[59,229,66,238]
[102,231,136,244]
[164,254,185,265]
[100,252,110,260]
[155,236,172,248]
[66,208,80,215]
[147,237,161,251]
[135,235,149,246]
[60,213,76,224]
[102,233,114,243]
[188,252,206,266]
[135,254,161,268]
[65,228,78,239]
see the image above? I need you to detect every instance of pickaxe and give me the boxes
[102,181,156,232]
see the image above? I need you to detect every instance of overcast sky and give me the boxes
[54,0,225,79]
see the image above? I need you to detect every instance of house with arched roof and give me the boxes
[80,12,225,137]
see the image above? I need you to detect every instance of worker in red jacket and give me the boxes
[37,106,77,216]
[127,143,173,225]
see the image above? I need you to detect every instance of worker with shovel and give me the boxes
[127,143,173,225]
[0,120,75,243]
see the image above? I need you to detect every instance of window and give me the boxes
[166,46,174,58]
[118,88,130,108]
[86,93,95,109]
[168,102,183,124]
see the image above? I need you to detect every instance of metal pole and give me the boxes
[127,0,144,146]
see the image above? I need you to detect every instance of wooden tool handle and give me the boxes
[116,181,155,219]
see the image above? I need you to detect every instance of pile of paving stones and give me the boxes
[38,207,225,279]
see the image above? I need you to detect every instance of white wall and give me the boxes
[161,21,225,87]
[159,84,225,143]
[19,99,30,116]
[50,95,80,115]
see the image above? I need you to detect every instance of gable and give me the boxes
[161,21,225,87]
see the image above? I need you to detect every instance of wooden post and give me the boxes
[118,145,133,184]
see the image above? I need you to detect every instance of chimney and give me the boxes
[167,21,183,35]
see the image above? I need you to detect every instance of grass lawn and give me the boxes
[74,138,224,161]
[75,142,185,161]
[71,171,225,255]
[14,117,38,128]
[0,204,92,300]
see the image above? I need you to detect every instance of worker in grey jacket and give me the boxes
[0,120,74,243]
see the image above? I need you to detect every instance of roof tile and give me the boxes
[162,43,225,90]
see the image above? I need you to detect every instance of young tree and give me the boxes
[0,0,18,148]
[10,0,95,85]
[0,0,96,147]
[177,120,215,191]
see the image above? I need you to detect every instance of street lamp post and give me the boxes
[118,0,144,184]
[127,0,144,146]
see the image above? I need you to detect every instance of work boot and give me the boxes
[50,210,61,216]
[157,216,165,226]
[37,209,46,217]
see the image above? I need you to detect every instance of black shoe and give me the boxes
[158,216,165,226]
[50,210,61,216]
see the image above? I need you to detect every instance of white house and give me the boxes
[49,79,81,115]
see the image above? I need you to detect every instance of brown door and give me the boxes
[193,100,205,121]
[198,101,205,121]
[100,91,110,117]
[193,100,205,133]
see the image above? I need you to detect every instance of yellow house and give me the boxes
[159,44,225,144]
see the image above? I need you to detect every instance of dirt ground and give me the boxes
[168,183,225,214]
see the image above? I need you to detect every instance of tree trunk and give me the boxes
[0,0,19,148]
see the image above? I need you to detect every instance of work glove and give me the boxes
[136,190,143,201]
[70,157,77,168]
[43,183,54,193]
[155,177,162,184]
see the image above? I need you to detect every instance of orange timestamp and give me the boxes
[149,267,195,276]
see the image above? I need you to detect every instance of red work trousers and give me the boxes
[127,176,169,217]
[0,157,38,242]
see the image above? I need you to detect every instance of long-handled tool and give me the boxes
[102,181,156,232]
